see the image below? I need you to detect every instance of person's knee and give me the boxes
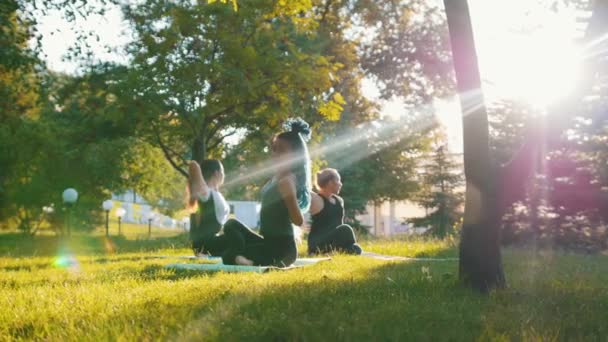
[224,218,238,230]
[336,225,356,242]
[336,224,354,234]
[223,219,242,236]
[349,243,363,255]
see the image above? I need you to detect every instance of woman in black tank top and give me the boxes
[309,168,362,255]
[221,118,313,267]
[187,160,230,256]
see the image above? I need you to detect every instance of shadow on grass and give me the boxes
[177,255,608,341]
[0,232,191,257]
[138,264,225,282]
[191,261,469,341]
[4,240,607,341]
[0,261,56,272]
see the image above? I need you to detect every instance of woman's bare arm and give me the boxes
[278,175,304,226]
[188,161,209,201]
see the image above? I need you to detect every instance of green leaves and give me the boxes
[208,0,238,12]
[121,0,343,167]
[318,93,346,121]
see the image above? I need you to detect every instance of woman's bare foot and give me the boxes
[235,255,254,266]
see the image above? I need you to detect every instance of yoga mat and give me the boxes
[165,257,331,273]
[152,255,222,262]
[361,252,458,262]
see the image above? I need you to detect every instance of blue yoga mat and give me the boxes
[152,255,222,261]
[165,257,331,273]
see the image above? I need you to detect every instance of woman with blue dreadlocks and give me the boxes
[221,118,312,267]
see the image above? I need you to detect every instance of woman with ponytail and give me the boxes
[308,168,363,255]
[186,159,230,256]
[221,118,312,267]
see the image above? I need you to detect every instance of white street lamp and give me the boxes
[102,200,114,237]
[62,188,78,204]
[115,207,126,236]
[62,188,78,237]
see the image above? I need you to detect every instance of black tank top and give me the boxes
[310,193,344,240]
[190,193,222,241]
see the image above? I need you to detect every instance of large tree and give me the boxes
[121,0,345,175]
[443,0,507,292]
[444,0,607,291]
[222,0,451,206]
[0,1,43,224]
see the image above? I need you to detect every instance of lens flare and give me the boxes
[53,241,81,272]
[53,251,79,272]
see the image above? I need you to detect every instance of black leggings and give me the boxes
[221,219,297,267]
[308,224,362,255]
[193,233,228,256]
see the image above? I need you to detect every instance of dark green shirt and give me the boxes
[259,178,293,238]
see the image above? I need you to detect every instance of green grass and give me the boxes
[98,222,186,239]
[1,232,607,341]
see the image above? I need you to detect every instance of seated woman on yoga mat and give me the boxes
[221,118,312,267]
[308,168,363,255]
[187,159,230,256]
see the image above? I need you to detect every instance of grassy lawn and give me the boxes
[1,232,607,341]
[92,222,186,240]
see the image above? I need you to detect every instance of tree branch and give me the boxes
[319,0,333,24]
[152,124,188,178]
[207,129,239,151]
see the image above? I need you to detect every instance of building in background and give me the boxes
[356,201,430,236]
[111,190,262,230]
[227,201,261,228]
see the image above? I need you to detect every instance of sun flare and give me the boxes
[470,0,583,108]
[480,33,582,108]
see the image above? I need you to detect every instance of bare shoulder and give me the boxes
[309,191,324,215]
[277,174,297,195]
[311,191,322,201]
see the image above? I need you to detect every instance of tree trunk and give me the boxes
[443,0,506,292]
[192,135,207,166]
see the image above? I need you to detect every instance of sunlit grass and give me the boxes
[0,234,606,340]
[358,235,458,258]
[91,222,185,240]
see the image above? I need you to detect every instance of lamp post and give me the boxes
[181,217,189,232]
[102,200,113,237]
[42,205,54,234]
[62,188,78,237]
[115,208,126,236]
[147,212,155,239]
